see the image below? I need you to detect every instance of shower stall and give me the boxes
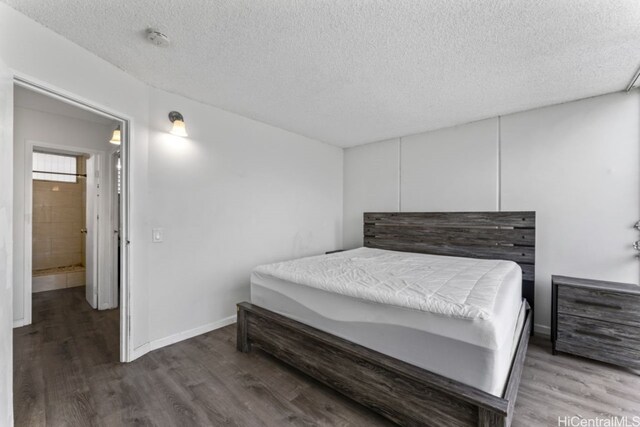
[31,151,87,293]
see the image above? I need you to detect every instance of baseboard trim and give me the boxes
[131,343,150,361]
[13,319,28,328]
[534,323,550,337]
[128,315,237,362]
[149,314,237,352]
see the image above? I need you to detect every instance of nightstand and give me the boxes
[552,275,640,369]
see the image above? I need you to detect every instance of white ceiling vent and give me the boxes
[146,29,170,47]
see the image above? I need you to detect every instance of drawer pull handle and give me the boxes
[573,299,622,310]
[574,329,622,342]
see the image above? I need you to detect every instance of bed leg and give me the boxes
[478,408,507,427]
[236,304,251,353]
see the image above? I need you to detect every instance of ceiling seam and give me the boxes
[497,116,502,212]
[398,137,402,212]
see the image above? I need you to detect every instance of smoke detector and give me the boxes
[146,29,170,47]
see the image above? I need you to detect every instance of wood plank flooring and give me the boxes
[14,287,640,426]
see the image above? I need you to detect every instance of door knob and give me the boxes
[633,241,640,251]
[80,228,87,234]
[635,220,640,231]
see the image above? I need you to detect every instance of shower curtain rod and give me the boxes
[32,170,87,178]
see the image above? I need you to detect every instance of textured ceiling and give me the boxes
[4,1,640,147]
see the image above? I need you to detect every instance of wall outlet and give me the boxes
[152,228,163,243]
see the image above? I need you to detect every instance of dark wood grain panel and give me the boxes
[502,302,532,427]
[236,304,250,353]
[521,266,535,282]
[237,302,532,427]
[557,313,640,347]
[552,275,640,295]
[364,225,536,246]
[552,276,640,371]
[554,340,640,370]
[364,212,535,228]
[238,303,505,413]
[557,313,640,368]
[248,314,476,427]
[479,409,508,427]
[364,238,535,264]
[557,285,640,328]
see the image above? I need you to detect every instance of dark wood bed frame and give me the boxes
[237,211,536,427]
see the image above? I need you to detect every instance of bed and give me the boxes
[237,212,535,427]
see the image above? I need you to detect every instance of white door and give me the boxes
[110,151,120,309]
[0,56,15,425]
[85,154,99,308]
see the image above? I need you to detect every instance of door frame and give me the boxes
[14,75,133,362]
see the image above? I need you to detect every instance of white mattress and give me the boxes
[255,247,521,321]
[251,248,525,396]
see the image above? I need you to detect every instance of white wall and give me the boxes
[0,56,14,427]
[401,118,499,212]
[12,106,116,324]
[1,3,344,370]
[146,89,342,346]
[0,2,152,353]
[343,139,400,248]
[344,91,640,333]
[500,92,639,333]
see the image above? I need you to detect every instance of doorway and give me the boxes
[28,145,117,310]
[12,79,131,362]
[31,151,92,297]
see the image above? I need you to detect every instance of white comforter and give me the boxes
[254,247,521,320]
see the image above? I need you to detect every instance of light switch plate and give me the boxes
[152,228,163,243]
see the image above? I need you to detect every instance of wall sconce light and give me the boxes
[109,125,121,145]
[168,111,188,137]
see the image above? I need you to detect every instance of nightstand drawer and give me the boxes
[556,313,640,369]
[557,313,640,349]
[554,340,640,370]
[557,285,640,327]
[553,276,640,370]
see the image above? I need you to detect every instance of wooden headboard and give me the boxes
[364,211,536,312]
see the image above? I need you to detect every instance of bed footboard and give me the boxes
[236,302,531,427]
